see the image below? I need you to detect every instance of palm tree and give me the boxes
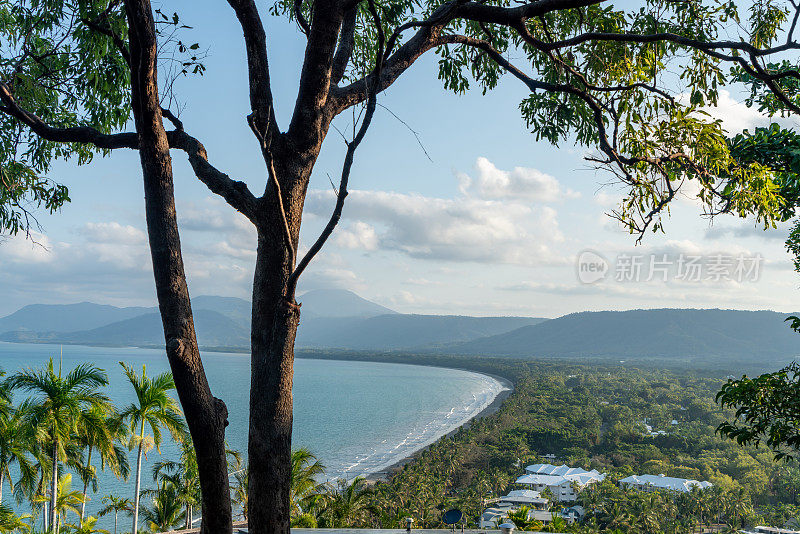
[289,448,325,519]
[77,407,129,521]
[320,477,374,528]
[507,506,544,531]
[229,457,248,522]
[0,503,30,533]
[98,495,132,534]
[34,474,86,534]
[116,363,185,534]
[725,487,751,529]
[63,516,109,534]
[8,359,109,532]
[151,439,199,530]
[139,482,185,533]
[0,402,35,504]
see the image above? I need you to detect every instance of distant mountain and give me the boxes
[0,291,545,351]
[12,298,795,367]
[296,314,546,350]
[0,302,154,333]
[192,296,250,328]
[448,308,800,364]
[298,289,396,318]
[1,309,249,348]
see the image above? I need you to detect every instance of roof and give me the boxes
[499,489,548,505]
[518,464,605,487]
[619,474,713,492]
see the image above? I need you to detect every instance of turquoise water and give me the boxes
[0,342,505,525]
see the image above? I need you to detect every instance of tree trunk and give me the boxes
[123,2,233,533]
[0,470,4,503]
[80,446,92,520]
[132,438,143,534]
[114,511,118,534]
[50,438,58,533]
[247,227,302,534]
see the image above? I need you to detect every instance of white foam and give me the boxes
[328,373,509,481]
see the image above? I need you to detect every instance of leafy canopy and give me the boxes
[0,0,200,235]
[274,0,798,236]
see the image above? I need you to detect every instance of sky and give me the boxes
[1,1,800,318]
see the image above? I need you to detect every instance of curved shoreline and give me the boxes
[2,341,516,484]
[364,370,514,482]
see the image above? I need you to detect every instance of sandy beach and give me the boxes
[365,371,514,481]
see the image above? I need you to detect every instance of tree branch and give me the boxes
[81,17,132,66]
[287,0,344,152]
[331,4,358,85]
[294,0,312,36]
[226,0,280,145]
[1,79,256,220]
[0,81,138,149]
[330,0,604,112]
[285,0,385,299]
[168,130,259,221]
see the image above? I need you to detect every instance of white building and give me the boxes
[516,464,605,502]
[497,489,549,509]
[743,528,800,534]
[619,473,712,493]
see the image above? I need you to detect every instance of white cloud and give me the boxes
[688,89,800,135]
[594,191,623,208]
[1,234,55,264]
[335,221,378,251]
[78,222,147,245]
[297,268,364,292]
[306,189,567,265]
[457,157,578,201]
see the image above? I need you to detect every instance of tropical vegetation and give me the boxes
[3,351,800,532]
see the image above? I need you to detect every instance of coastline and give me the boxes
[2,340,517,484]
[364,371,514,482]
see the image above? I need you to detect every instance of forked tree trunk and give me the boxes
[248,227,301,534]
[123,1,232,533]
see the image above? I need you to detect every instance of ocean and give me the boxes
[0,342,505,525]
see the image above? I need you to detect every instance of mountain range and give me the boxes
[2,291,799,366]
[444,308,800,365]
[0,290,544,351]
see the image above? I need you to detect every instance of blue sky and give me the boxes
[1,1,799,318]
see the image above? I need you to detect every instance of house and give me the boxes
[479,503,515,529]
[561,505,586,524]
[478,503,569,529]
[516,464,605,502]
[619,473,712,493]
[498,489,549,510]
[743,527,800,534]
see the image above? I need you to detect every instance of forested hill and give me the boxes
[0,290,543,351]
[4,297,799,367]
[447,308,800,365]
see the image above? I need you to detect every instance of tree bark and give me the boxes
[248,226,301,534]
[80,446,92,520]
[50,438,58,533]
[132,436,143,534]
[122,1,233,533]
